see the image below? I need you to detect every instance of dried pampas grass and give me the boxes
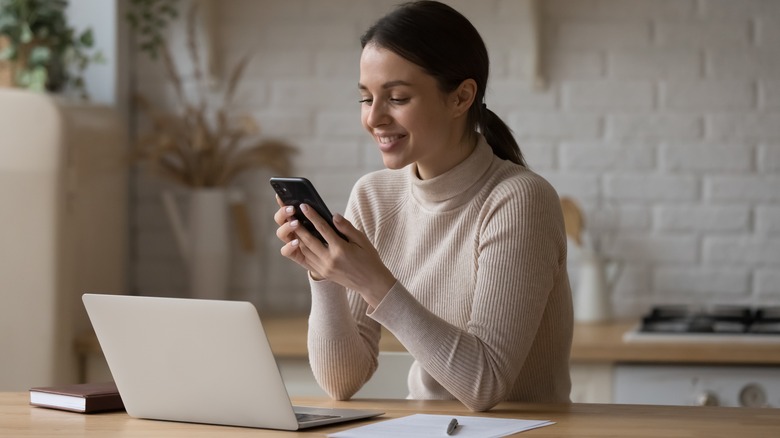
[133,3,296,187]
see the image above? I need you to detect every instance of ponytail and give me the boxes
[478,104,526,167]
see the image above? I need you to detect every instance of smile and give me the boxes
[376,134,406,144]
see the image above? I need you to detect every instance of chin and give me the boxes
[381,157,410,171]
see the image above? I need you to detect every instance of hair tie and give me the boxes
[480,103,489,122]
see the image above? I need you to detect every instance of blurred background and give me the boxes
[2,0,779,406]
[132,0,780,314]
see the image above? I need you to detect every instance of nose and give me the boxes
[364,102,390,128]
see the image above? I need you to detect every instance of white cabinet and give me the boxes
[280,356,615,403]
[279,352,415,399]
[0,89,127,390]
[570,363,613,403]
[614,364,780,407]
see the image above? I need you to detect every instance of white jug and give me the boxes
[574,249,621,323]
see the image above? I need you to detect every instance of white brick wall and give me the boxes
[654,267,751,296]
[662,80,754,110]
[655,21,752,48]
[608,49,701,79]
[660,143,752,172]
[656,205,751,232]
[563,81,655,111]
[130,0,780,316]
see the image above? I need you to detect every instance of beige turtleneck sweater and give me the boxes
[307,136,573,412]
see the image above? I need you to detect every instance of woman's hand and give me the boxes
[273,197,397,308]
[273,195,322,276]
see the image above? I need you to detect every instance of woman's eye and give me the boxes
[359,96,408,105]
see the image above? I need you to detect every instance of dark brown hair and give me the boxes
[360,0,526,166]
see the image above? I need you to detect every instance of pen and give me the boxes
[446,417,458,435]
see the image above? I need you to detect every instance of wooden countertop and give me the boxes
[571,321,780,364]
[4,392,780,437]
[76,317,780,365]
[262,317,780,365]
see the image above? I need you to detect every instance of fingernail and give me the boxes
[291,239,299,247]
[285,206,294,214]
[333,213,343,222]
[290,220,299,227]
[300,203,309,212]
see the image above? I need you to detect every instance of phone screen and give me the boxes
[269,177,348,244]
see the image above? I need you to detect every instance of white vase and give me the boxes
[162,189,230,300]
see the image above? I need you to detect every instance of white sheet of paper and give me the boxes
[328,413,554,438]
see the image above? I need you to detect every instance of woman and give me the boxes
[274,0,572,412]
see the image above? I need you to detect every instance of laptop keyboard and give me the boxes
[296,412,341,423]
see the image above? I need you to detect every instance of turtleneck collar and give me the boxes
[409,135,495,211]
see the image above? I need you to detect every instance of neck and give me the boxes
[416,130,478,180]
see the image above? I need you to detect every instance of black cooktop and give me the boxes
[639,305,780,335]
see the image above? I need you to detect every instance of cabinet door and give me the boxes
[570,363,613,403]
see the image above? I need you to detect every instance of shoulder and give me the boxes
[351,168,409,202]
[481,160,561,210]
[347,168,409,231]
[354,168,407,191]
[475,159,567,263]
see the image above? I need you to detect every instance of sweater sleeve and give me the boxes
[368,177,564,411]
[306,187,383,400]
[307,279,381,399]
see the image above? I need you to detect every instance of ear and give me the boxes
[450,78,477,118]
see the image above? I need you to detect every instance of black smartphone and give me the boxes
[269,177,348,244]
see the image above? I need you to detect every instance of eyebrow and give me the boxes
[358,80,413,90]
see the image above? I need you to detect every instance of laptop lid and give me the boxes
[82,294,382,430]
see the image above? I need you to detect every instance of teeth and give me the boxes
[377,135,402,144]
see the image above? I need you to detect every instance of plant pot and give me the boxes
[162,189,230,300]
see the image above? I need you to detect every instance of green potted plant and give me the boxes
[0,0,102,97]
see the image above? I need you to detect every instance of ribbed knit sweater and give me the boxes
[307,136,573,412]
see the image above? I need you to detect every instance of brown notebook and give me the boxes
[29,381,124,413]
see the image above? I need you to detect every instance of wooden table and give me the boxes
[3,392,780,437]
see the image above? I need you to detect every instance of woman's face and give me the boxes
[358,44,472,179]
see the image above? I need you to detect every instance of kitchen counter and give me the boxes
[76,317,780,366]
[259,318,780,365]
[571,321,780,365]
[74,317,780,405]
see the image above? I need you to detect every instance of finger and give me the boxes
[294,221,328,254]
[300,203,343,246]
[332,214,364,244]
[279,209,321,248]
[280,239,313,270]
[296,238,326,274]
[273,204,295,226]
[290,237,325,275]
[280,238,300,258]
[275,217,301,242]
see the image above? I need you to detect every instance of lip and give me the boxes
[374,133,407,152]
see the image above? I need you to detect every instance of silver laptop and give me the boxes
[82,293,383,430]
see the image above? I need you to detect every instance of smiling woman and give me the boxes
[272,0,572,412]
[358,45,475,179]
